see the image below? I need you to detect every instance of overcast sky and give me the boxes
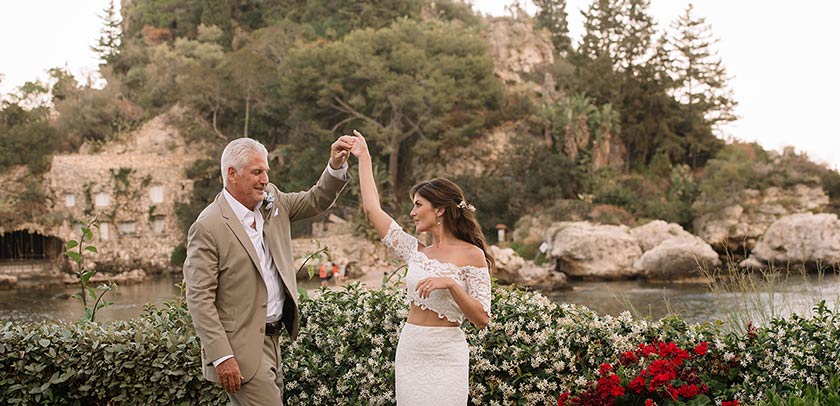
[1,1,838,169]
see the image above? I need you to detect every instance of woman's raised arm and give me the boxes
[351,130,394,238]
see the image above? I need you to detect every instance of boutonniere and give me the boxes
[263,191,275,210]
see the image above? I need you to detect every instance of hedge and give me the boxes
[2,284,840,404]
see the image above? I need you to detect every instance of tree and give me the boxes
[278,20,503,193]
[200,0,232,47]
[532,0,571,54]
[666,3,737,129]
[91,0,122,65]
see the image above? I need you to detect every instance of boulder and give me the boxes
[634,237,721,280]
[545,222,642,280]
[488,246,567,290]
[693,184,829,251]
[745,212,840,267]
[631,220,695,252]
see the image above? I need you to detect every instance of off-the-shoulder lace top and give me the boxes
[381,220,491,324]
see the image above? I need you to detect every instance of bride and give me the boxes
[349,130,493,405]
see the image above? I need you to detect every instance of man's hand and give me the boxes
[330,135,356,169]
[216,358,245,394]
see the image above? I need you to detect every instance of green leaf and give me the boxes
[83,228,93,241]
[84,245,98,253]
[38,339,50,347]
[66,251,81,262]
[65,240,79,250]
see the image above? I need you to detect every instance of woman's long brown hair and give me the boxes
[410,178,496,272]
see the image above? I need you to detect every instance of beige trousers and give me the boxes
[229,335,284,406]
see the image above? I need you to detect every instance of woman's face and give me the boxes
[409,193,439,233]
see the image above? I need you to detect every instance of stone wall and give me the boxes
[45,111,201,274]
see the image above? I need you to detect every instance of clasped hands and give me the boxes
[330,130,371,169]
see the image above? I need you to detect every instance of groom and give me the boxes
[184,136,353,404]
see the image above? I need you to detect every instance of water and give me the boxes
[2,272,839,325]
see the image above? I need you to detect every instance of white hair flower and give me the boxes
[457,200,476,212]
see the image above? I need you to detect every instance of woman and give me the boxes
[349,130,493,405]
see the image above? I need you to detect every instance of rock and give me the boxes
[489,246,526,284]
[0,274,17,289]
[545,222,642,280]
[693,184,829,251]
[746,212,840,267]
[516,263,568,290]
[484,17,554,85]
[631,220,696,252]
[488,245,567,290]
[634,238,721,280]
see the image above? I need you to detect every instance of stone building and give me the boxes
[46,113,199,275]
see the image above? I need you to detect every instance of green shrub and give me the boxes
[3,287,840,404]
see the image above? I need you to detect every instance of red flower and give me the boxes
[558,391,570,406]
[645,399,657,406]
[620,350,638,365]
[722,401,739,406]
[694,342,708,355]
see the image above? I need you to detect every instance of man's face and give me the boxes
[227,152,269,210]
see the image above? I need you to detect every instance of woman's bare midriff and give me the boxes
[406,303,460,327]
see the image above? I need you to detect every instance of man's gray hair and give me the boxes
[220,138,268,187]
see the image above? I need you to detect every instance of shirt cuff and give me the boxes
[327,161,349,180]
[212,355,234,367]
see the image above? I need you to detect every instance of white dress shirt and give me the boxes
[213,162,348,367]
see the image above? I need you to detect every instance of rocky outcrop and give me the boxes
[489,246,567,290]
[484,17,553,85]
[742,212,840,268]
[693,185,829,252]
[546,222,642,280]
[634,238,721,280]
[541,220,721,280]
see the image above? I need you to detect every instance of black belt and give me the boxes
[265,320,283,336]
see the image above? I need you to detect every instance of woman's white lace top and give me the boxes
[382,220,491,324]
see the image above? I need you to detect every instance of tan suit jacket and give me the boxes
[184,167,349,382]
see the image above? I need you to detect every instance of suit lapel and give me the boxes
[216,193,263,274]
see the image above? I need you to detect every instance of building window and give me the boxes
[117,222,136,235]
[95,192,110,207]
[149,185,165,204]
[65,193,76,207]
[72,223,83,238]
[151,216,166,233]
[100,223,110,241]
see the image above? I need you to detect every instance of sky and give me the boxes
[1,1,838,169]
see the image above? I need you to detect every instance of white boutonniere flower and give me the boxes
[263,191,275,210]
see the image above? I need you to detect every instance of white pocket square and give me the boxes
[273,208,278,217]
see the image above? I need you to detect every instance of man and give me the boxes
[184,136,353,404]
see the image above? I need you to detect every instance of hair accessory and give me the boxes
[457,200,476,213]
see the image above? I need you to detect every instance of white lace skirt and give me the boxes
[395,323,469,405]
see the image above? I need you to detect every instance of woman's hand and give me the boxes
[415,277,454,299]
[351,129,370,158]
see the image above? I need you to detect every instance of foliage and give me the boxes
[665,4,737,128]
[757,375,840,405]
[91,0,122,65]
[277,18,503,193]
[64,219,115,323]
[532,0,571,54]
[0,298,224,405]
[3,286,840,404]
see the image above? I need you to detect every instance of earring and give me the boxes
[436,217,441,225]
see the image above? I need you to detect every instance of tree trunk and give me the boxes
[388,135,400,193]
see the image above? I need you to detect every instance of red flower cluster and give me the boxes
[558,341,737,406]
